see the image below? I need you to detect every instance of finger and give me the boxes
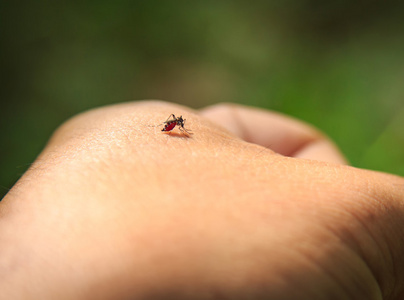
[199,103,348,164]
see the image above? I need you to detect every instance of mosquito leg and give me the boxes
[182,119,193,134]
[164,114,176,123]
[178,126,192,135]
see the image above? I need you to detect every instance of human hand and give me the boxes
[1,101,403,299]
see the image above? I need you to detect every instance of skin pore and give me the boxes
[1,101,403,299]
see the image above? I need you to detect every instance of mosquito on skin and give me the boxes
[153,114,193,135]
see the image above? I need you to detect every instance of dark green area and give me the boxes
[1,1,404,198]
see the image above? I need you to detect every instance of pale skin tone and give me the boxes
[1,101,404,299]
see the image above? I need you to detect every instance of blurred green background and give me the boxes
[1,0,404,199]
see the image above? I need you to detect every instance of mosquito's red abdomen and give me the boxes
[162,121,176,132]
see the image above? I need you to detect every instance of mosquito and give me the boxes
[156,114,193,135]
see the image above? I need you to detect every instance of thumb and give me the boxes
[200,103,347,165]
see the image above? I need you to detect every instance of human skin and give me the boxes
[0,101,403,299]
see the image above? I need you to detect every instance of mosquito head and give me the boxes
[178,116,185,126]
